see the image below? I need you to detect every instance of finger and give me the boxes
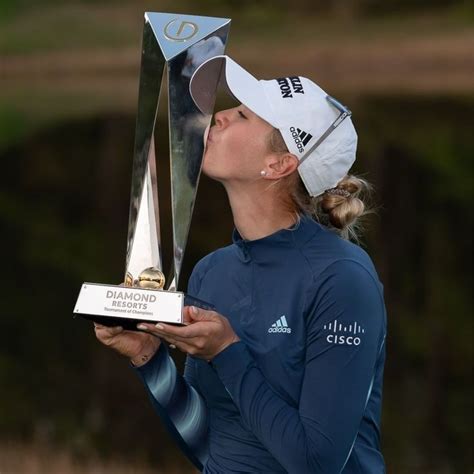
[183,306,193,324]
[168,339,190,353]
[137,322,162,334]
[169,340,201,356]
[187,306,218,322]
[155,332,182,345]
[153,322,190,337]
[154,321,212,339]
[94,324,123,333]
[108,327,124,337]
[145,330,198,350]
[165,339,187,353]
[135,323,165,339]
[95,325,123,337]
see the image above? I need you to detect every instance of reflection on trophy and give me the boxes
[74,12,231,328]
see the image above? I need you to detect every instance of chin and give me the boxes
[202,153,216,177]
[202,162,225,184]
[201,149,231,183]
[202,166,221,182]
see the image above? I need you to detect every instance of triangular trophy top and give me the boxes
[125,12,230,290]
[145,12,231,61]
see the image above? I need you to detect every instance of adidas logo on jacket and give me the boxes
[268,315,292,334]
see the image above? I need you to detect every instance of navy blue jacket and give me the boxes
[136,215,387,473]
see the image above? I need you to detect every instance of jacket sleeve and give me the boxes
[133,265,210,471]
[210,259,387,474]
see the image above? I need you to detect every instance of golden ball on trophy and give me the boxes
[137,267,166,290]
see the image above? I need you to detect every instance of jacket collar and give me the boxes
[232,214,321,262]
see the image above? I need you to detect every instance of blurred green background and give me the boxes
[0,0,472,473]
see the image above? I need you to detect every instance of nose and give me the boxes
[214,109,230,129]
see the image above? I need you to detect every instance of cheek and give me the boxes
[224,132,266,171]
[202,125,269,179]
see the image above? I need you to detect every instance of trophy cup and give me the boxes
[74,12,231,329]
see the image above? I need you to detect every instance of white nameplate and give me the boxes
[74,283,183,324]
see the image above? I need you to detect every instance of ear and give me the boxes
[264,153,299,180]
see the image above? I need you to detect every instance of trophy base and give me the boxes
[78,313,172,331]
[74,283,215,331]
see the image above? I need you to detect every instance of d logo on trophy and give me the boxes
[74,12,231,329]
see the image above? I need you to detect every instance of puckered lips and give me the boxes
[204,124,212,145]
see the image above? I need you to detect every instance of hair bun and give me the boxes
[320,175,372,236]
[325,187,351,198]
[268,127,374,241]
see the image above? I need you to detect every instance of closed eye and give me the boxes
[238,110,248,119]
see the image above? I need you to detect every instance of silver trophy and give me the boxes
[74,12,231,328]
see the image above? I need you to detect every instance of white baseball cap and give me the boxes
[189,55,357,197]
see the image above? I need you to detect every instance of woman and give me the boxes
[95,55,387,473]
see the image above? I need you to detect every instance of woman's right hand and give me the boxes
[94,323,161,367]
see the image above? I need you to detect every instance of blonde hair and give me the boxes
[269,128,374,242]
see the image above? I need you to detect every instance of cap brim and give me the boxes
[189,55,275,125]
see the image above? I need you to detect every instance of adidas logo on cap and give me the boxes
[290,127,313,153]
[268,315,292,334]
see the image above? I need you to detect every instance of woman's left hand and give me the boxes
[137,306,240,361]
